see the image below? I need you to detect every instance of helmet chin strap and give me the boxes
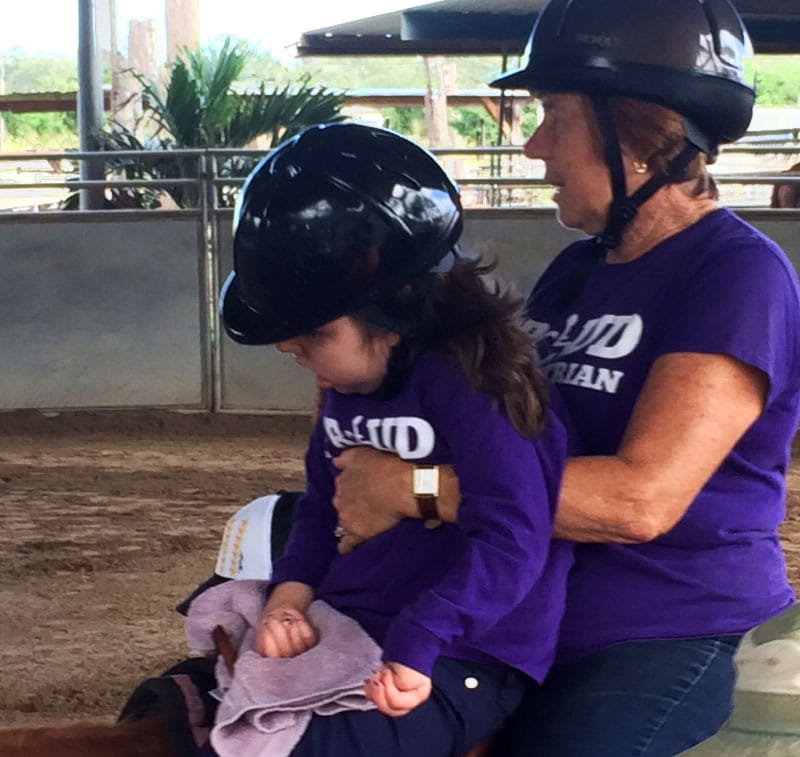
[590,96,700,251]
[538,96,706,315]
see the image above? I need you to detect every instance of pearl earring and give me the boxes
[633,160,648,174]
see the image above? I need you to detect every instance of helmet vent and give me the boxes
[697,0,723,57]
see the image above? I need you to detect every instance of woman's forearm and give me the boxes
[331,449,460,544]
[553,455,679,543]
[554,353,767,543]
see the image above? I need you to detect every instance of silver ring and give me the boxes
[334,525,348,539]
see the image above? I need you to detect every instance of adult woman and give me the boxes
[331,0,800,754]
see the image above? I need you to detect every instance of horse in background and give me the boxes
[771,161,800,208]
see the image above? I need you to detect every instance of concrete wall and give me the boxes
[2,207,798,412]
[0,212,207,411]
[213,208,584,412]
[215,212,317,413]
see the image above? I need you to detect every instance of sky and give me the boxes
[0,0,414,60]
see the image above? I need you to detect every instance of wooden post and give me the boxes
[165,0,200,63]
[114,19,158,134]
[423,56,453,149]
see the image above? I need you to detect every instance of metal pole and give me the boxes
[78,0,105,209]
[0,57,6,152]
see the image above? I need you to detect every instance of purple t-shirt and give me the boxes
[271,351,574,681]
[526,208,800,663]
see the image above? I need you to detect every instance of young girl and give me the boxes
[213,122,573,757]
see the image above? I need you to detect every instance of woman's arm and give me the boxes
[554,351,766,542]
[331,449,460,552]
[333,351,767,547]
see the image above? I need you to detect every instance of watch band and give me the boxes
[416,494,439,521]
[413,464,440,521]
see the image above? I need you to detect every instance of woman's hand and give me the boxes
[332,448,415,552]
[332,448,461,554]
[254,582,317,658]
[364,662,432,717]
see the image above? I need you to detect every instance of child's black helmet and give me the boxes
[220,123,463,345]
[491,0,755,155]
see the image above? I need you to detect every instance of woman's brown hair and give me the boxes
[606,97,718,199]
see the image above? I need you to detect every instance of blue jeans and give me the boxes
[491,635,741,757]
[196,657,526,757]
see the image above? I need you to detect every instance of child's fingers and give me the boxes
[287,618,317,653]
[365,665,430,717]
[254,626,286,658]
[257,619,296,657]
[256,616,317,658]
[381,676,428,713]
[385,662,428,692]
[365,671,413,717]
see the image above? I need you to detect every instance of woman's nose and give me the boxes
[523,127,546,160]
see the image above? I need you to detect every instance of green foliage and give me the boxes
[300,55,505,91]
[67,37,345,209]
[1,48,79,93]
[0,49,80,150]
[751,56,800,106]
[381,107,425,138]
[521,108,539,138]
[450,106,496,145]
[3,112,78,150]
[137,38,345,150]
[235,43,295,88]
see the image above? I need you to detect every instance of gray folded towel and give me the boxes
[185,580,382,757]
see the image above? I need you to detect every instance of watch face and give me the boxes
[413,466,439,496]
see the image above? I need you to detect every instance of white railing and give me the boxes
[2,138,800,213]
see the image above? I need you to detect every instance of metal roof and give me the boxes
[297,0,800,56]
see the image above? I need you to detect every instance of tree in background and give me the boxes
[752,56,800,106]
[3,43,798,155]
[63,38,344,208]
[382,107,426,140]
[1,49,82,150]
[301,55,510,146]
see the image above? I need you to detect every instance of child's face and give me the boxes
[276,316,400,394]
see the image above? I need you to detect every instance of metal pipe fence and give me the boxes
[2,142,799,413]
[2,143,800,214]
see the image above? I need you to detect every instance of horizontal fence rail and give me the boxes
[1,137,799,414]
[2,140,800,213]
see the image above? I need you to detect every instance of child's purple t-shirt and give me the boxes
[270,351,574,681]
[526,208,800,663]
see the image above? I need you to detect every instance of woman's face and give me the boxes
[276,316,399,395]
[523,93,613,235]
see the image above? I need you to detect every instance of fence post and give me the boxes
[77,0,105,210]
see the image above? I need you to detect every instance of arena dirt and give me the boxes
[0,409,798,727]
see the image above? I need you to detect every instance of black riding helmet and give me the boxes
[491,0,755,250]
[220,123,463,345]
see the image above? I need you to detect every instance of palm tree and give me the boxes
[65,38,345,209]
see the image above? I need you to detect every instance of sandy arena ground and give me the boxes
[1,409,799,727]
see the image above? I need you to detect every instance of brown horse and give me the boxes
[0,613,497,757]
[0,716,492,757]
[0,716,173,757]
[770,161,800,208]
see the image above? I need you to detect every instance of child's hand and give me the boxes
[253,607,317,658]
[364,661,432,717]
